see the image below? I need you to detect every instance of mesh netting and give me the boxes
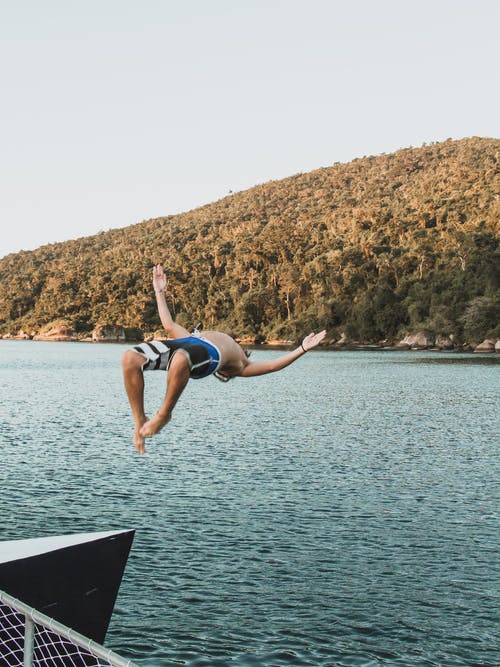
[0,601,25,666]
[0,597,133,667]
[33,625,113,667]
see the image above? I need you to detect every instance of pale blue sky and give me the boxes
[1,0,498,258]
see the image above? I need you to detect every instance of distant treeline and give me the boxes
[0,137,498,344]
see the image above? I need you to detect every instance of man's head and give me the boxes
[214,348,251,382]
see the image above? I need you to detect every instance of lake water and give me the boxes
[0,341,498,667]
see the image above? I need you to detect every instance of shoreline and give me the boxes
[1,336,498,355]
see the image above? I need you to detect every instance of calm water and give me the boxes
[0,341,498,667]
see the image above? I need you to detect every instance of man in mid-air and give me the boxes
[122,265,326,453]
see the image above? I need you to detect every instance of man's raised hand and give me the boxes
[302,330,327,351]
[153,264,167,294]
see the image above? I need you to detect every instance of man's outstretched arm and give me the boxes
[153,264,190,339]
[237,330,327,377]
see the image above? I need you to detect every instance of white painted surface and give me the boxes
[0,530,129,563]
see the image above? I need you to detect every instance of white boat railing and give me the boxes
[0,589,138,667]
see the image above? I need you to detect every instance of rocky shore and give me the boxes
[1,325,499,353]
[318,329,499,353]
[1,324,143,343]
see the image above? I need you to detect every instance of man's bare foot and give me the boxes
[140,412,171,438]
[133,416,148,454]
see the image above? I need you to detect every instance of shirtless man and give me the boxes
[122,265,326,453]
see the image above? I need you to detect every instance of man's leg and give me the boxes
[140,351,190,439]
[122,350,148,453]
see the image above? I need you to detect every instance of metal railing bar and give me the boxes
[23,617,34,667]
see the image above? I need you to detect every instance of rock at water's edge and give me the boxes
[92,324,126,342]
[474,339,496,352]
[335,333,351,346]
[398,330,435,348]
[33,325,77,342]
[435,335,454,350]
[92,324,144,342]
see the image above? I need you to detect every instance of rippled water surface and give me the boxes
[1,341,499,666]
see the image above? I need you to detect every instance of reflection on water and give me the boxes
[0,342,499,666]
[391,354,499,366]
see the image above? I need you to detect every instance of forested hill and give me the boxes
[0,137,498,344]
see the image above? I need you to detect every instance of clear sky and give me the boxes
[1,0,498,259]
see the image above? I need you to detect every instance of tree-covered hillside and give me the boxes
[0,137,498,344]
